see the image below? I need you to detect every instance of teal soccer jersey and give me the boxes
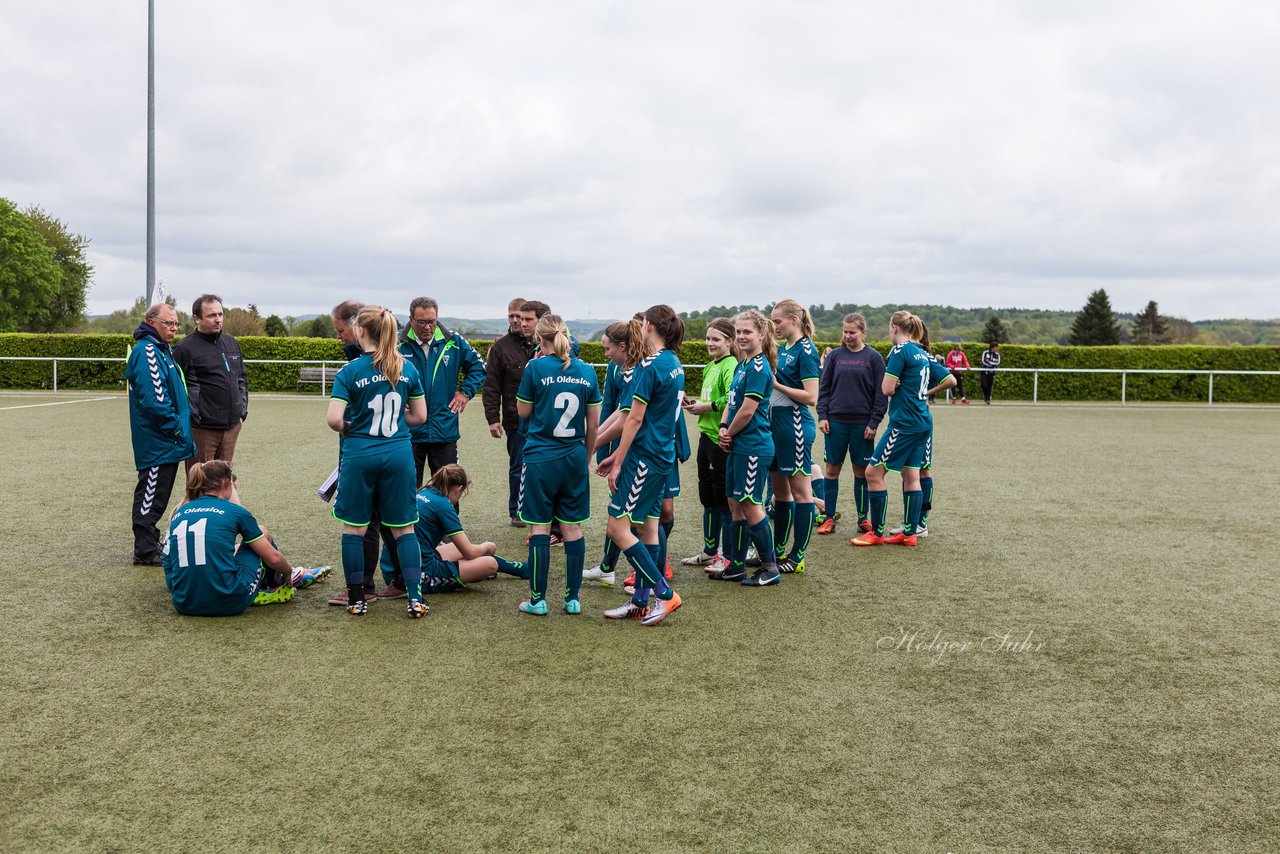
[884,342,951,433]
[775,337,821,401]
[330,355,426,453]
[596,362,630,462]
[516,355,603,463]
[414,486,465,577]
[163,497,265,616]
[623,349,684,465]
[724,355,774,456]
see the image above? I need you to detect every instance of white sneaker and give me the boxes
[887,524,928,537]
[704,557,727,574]
[681,551,720,566]
[582,565,615,587]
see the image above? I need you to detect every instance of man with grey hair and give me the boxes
[126,302,196,565]
[398,296,486,487]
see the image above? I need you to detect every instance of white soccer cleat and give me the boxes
[681,551,720,566]
[582,565,615,587]
[887,524,928,538]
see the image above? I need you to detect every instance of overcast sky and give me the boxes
[3,1,1279,321]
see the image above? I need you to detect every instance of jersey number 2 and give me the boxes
[553,392,579,437]
[367,392,403,437]
[171,518,207,568]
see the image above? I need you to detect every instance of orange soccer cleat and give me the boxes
[851,532,884,546]
[815,517,836,535]
[883,531,918,547]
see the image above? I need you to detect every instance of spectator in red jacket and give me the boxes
[945,344,971,404]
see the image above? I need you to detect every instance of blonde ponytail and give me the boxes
[357,305,404,386]
[536,313,572,369]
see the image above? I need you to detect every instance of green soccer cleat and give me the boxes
[518,599,549,616]
[252,585,294,607]
[564,599,582,615]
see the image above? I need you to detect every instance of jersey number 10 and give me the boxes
[367,392,403,437]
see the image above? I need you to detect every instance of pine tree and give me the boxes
[1068,289,1121,346]
[1130,301,1169,345]
[980,315,1008,344]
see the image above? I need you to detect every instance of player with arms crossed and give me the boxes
[853,311,955,548]
[596,306,685,625]
[327,306,429,617]
[515,314,602,615]
[715,310,781,586]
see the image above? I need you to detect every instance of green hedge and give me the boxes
[2,334,1278,402]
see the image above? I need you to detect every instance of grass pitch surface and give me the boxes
[2,393,1278,852]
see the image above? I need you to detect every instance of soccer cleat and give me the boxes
[640,591,682,626]
[509,517,526,528]
[883,532,918,547]
[742,568,781,587]
[290,566,330,589]
[407,600,429,618]
[604,601,646,620]
[859,519,873,533]
[346,599,368,616]
[961,398,969,405]
[711,565,747,582]
[888,524,928,538]
[745,546,761,567]
[681,551,720,566]
[664,562,674,581]
[851,531,884,546]
[704,557,727,574]
[564,599,582,615]
[623,571,636,595]
[815,518,836,535]
[776,558,797,574]
[582,565,616,587]
[548,533,565,547]
[252,585,294,606]
[518,599,549,616]
[376,583,407,600]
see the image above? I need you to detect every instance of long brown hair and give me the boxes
[604,320,648,369]
[536,313,572,369]
[733,309,778,370]
[356,305,404,386]
[185,460,234,503]
[643,304,685,351]
[773,298,814,340]
[429,463,470,499]
[706,317,739,360]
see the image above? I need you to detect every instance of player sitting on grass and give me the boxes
[163,460,298,616]
[411,464,529,594]
[852,311,955,548]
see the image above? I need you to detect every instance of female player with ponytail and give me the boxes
[163,460,295,616]
[584,320,649,587]
[413,464,529,592]
[680,317,739,571]
[715,309,780,585]
[852,312,954,548]
[596,306,685,625]
[767,299,821,574]
[327,306,429,617]
[514,314,601,615]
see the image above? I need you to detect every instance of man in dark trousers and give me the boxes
[482,297,532,526]
[127,302,196,565]
[398,296,486,487]
[980,341,1001,404]
[327,299,405,604]
[173,295,248,468]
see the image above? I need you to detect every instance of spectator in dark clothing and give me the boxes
[980,341,1001,404]
[174,295,248,469]
[481,297,533,525]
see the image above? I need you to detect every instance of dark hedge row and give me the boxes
[2,334,1277,402]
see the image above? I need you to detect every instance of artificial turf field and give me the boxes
[1,392,1278,853]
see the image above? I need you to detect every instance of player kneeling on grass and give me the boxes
[164,460,300,616]
[853,311,954,548]
[714,309,782,586]
[327,306,430,618]
[414,464,529,594]
[515,314,602,616]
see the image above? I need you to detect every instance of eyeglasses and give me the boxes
[411,317,436,326]
[152,319,178,328]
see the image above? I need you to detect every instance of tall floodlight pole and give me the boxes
[146,0,156,306]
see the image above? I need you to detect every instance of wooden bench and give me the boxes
[298,366,335,392]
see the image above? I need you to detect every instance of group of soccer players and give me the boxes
[162,301,955,624]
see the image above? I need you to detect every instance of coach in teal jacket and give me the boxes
[126,304,196,565]
[399,297,486,486]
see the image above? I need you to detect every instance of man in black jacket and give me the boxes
[481,297,532,525]
[173,295,248,469]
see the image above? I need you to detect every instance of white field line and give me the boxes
[0,396,117,411]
